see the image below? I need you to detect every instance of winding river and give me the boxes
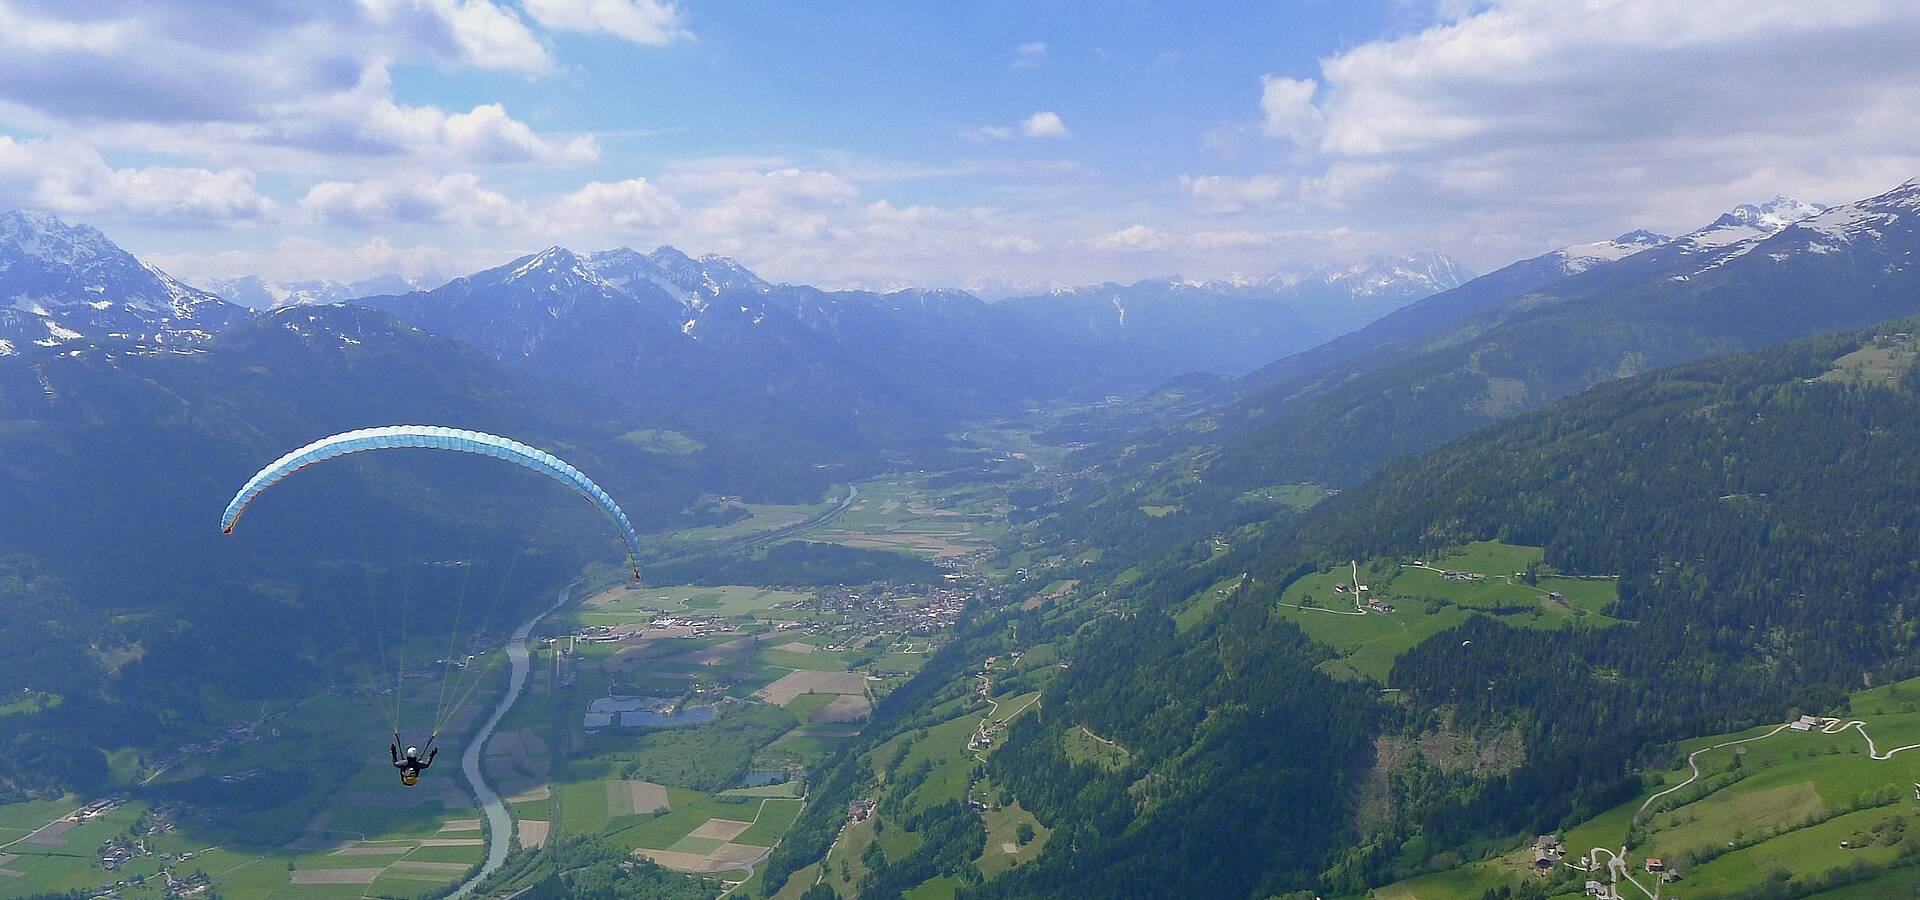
[450,586,572,898]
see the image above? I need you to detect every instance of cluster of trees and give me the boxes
[612,703,796,793]
[483,835,715,899]
[855,800,987,898]
[973,594,1383,898]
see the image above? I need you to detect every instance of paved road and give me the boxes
[450,586,573,898]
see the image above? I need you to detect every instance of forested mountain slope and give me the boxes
[808,316,1920,899]
[1034,179,1920,568]
[1236,230,1669,396]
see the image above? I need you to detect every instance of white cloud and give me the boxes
[1089,225,1171,252]
[1012,41,1049,70]
[0,3,132,53]
[1258,76,1321,144]
[1181,174,1289,214]
[299,173,682,232]
[145,236,485,287]
[1227,0,1920,262]
[1186,227,1366,251]
[686,168,856,240]
[1186,230,1281,250]
[0,136,274,223]
[542,178,683,229]
[961,125,1015,143]
[982,234,1041,254]
[301,173,521,227]
[522,0,690,45]
[961,112,1070,142]
[370,0,554,72]
[280,66,600,166]
[0,2,600,172]
[1022,111,1071,139]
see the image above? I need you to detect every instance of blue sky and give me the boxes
[1,1,1917,291]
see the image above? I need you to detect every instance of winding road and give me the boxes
[449,586,573,898]
[1636,716,1920,821]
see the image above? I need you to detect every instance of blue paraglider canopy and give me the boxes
[221,424,642,579]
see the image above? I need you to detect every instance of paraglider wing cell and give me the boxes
[221,425,643,578]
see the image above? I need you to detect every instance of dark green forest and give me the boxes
[795,319,1920,897]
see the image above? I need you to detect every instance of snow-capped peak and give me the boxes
[1780,177,1920,247]
[203,272,439,310]
[646,245,770,297]
[1554,229,1672,273]
[1685,196,1828,250]
[0,208,247,350]
[1298,252,1470,297]
[507,245,584,281]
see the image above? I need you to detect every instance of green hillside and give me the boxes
[775,316,1920,900]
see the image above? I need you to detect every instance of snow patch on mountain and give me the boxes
[1555,230,1671,273]
[1685,196,1828,250]
[204,272,437,310]
[0,209,248,349]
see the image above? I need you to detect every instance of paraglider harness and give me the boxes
[392,733,439,787]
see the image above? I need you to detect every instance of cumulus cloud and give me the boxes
[962,112,1070,142]
[299,172,682,233]
[1226,0,1920,250]
[1012,41,1049,70]
[522,0,690,45]
[1258,76,1321,144]
[0,136,274,223]
[366,0,554,72]
[145,236,485,287]
[982,234,1041,254]
[0,1,600,171]
[301,173,520,228]
[1022,112,1071,139]
[355,95,600,165]
[1181,174,1289,214]
[683,169,855,241]
[542,178,683,229]
[1089,225,1171,252]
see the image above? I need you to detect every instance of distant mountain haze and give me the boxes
[1046,179,1918,567]
[997,252,1470,376]
[201,271,444,311]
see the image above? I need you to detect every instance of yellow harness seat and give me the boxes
[401,772,419,786]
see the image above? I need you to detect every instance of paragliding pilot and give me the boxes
[392,733,438,786]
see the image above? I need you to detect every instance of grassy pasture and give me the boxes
[1381,682,1920,900]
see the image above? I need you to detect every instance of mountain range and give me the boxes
[996,253,1470,377]
[11,174,1920,899]
[201,272,443,310]
[1043,184,1920,566]
[0,210,1476,482]
[0,210,244,355]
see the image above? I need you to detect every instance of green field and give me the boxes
[974,800,1049,878]
[1174,575,1244,633]
[1379,675,1920,900]
[667,491,844,543]
[1270,542,1623,681]
[802,478,1003,560]
[1238,483,1329,510]
[573,584,812,625]
[1062,725,1131,772]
